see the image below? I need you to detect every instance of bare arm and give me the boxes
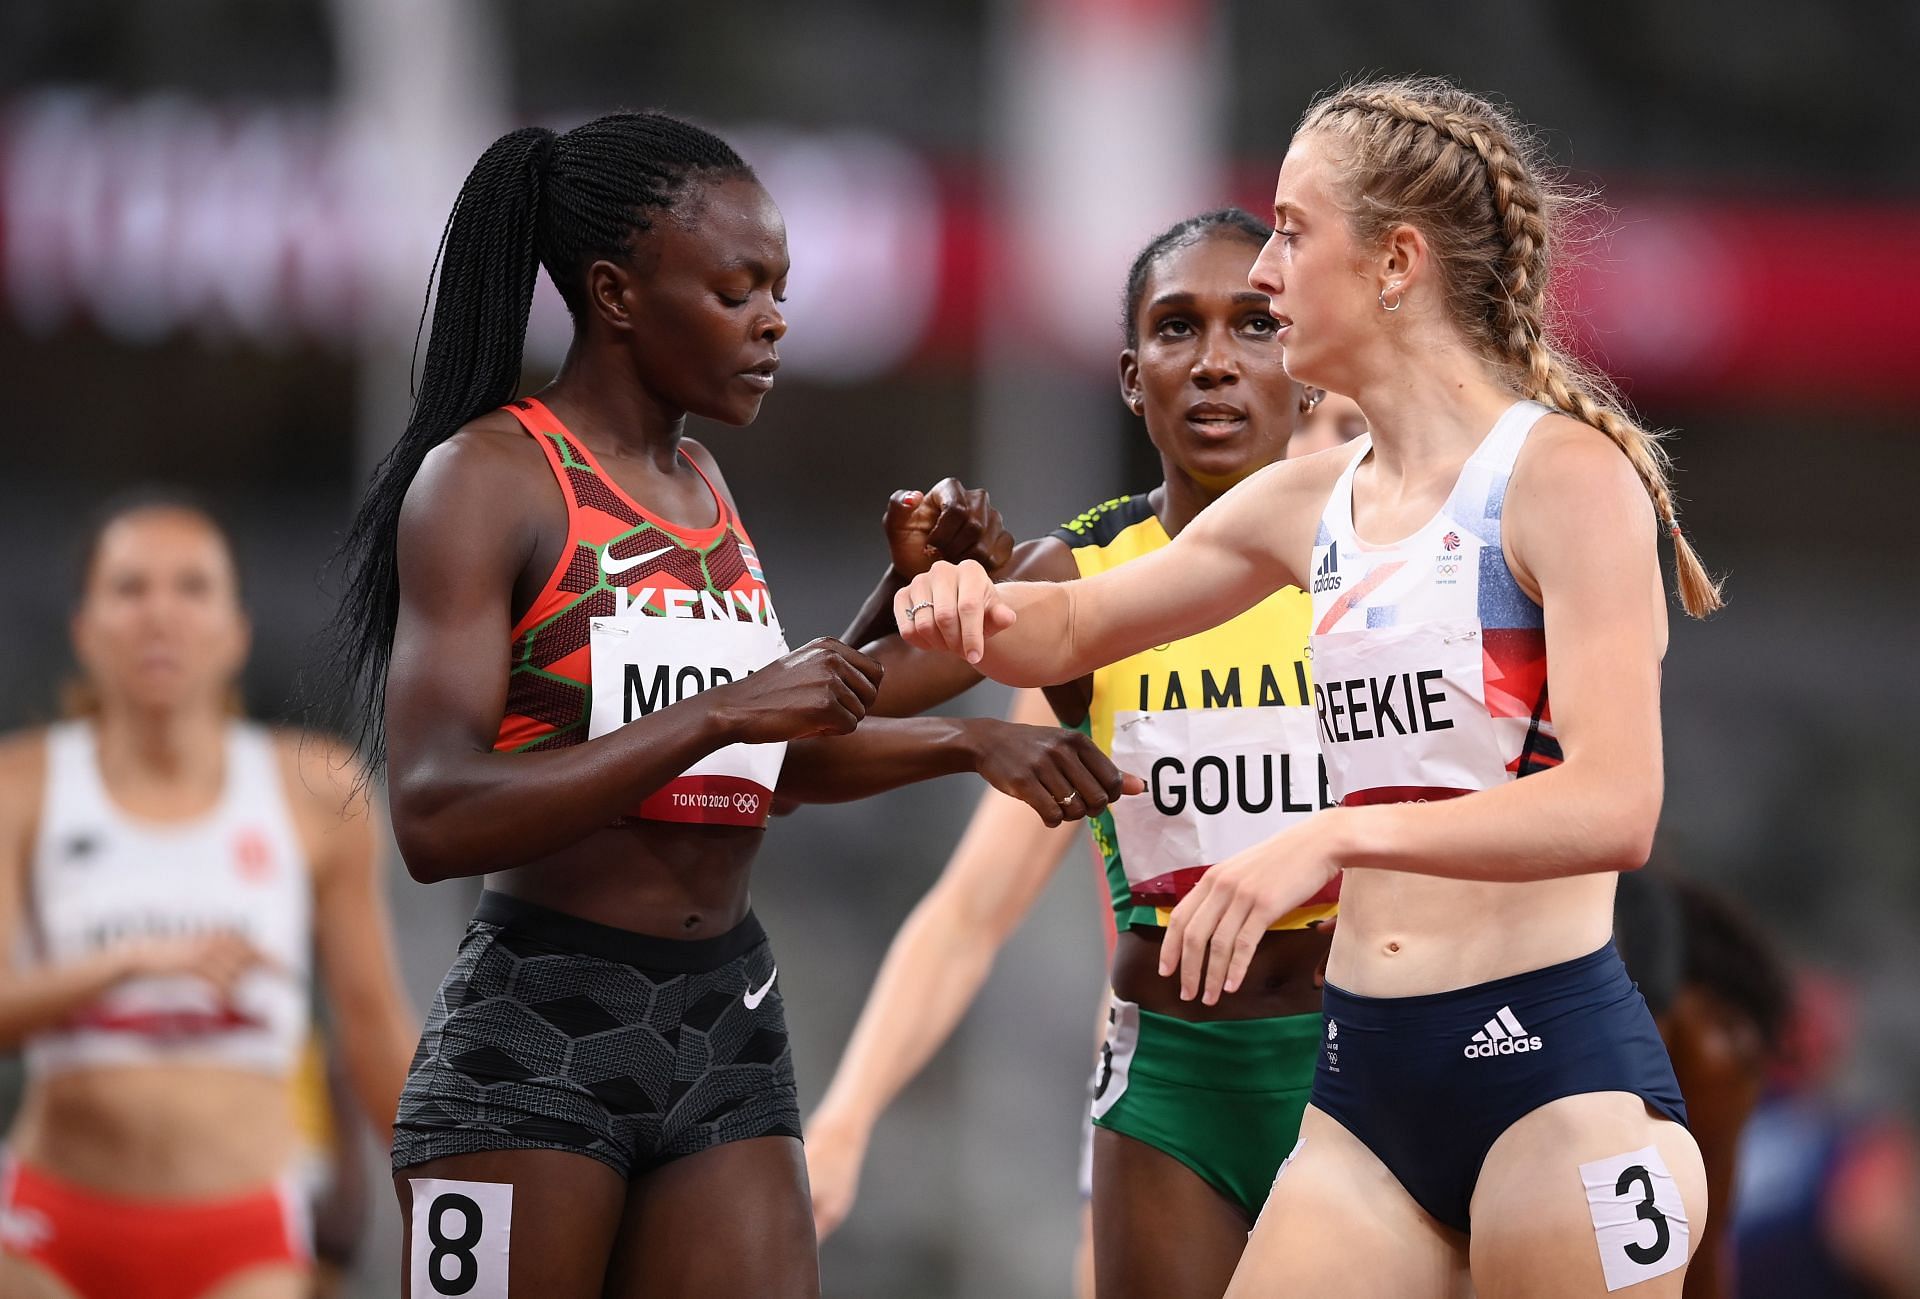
[1163,421,1672,1000]
[0,737,129,1046]
[862,537,1079,717]
[384,430,879,882]
[841,481,1017,651]
[783,710,1139,828]
[895,454,1339,685]
[804,689,1082,1237]
[290,734,416,1144]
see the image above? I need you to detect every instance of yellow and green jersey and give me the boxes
[1050,495,1340,933]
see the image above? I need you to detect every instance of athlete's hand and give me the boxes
[1159,816,1345,1005]
[711,638,885,744]
[964,719,1145,828]
[884,480,1015,578]
[118,932,277,997]
[803,1107,870,1240]
[893,560,1016,663]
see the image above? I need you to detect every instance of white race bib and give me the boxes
[409,1178,512,1298]
[1310,615,1512,804]
[1580,1145,1691,1291]
[588,613,788,826]
[1108,705,1327,905]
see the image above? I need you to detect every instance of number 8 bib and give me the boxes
[410,1179,512,1298]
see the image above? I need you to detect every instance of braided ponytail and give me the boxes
[1301,77,1722,617]
[318,113,752,772]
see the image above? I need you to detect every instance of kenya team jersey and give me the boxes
[1052,496,1339,934]
[1308,400,1561,806]
[493,398,787,827]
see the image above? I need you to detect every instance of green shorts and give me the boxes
[1090,997,1320,1220]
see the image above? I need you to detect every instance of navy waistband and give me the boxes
[1322,940,1625,1023]
[473,891,766,973]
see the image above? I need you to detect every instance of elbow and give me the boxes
[393,816,490,883]
[394,827,455,884]
[389,775,465,884]
[1599,785,1663,875]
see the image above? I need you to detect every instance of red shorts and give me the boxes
[0,1159,309,1299]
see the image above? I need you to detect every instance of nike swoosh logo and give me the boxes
[743,967,777,1010]
[600,542,675,578]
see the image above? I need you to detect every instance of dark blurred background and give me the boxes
[2,2,1916,1296]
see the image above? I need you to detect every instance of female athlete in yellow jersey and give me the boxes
[816,210,1345,1299]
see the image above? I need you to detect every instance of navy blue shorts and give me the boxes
[1314,941,1685,1232]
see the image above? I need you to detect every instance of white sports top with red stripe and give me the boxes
[26,721,311,1076]
[1308,400,1562,806]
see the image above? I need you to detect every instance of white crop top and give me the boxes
[1309,400,1561,806]
[25,721,311,1076]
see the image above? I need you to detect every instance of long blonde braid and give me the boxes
[1303,78,1723,616]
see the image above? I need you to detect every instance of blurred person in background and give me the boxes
[896,76,1724,1297]
[326,112,1134,1299]
[812,209,1336,1299]
[287,1032,373,1299]
[1617,870,1793,1298]
[1734,974,1920,1299]
[1289,388,1367,458]
[0,494,415,1299]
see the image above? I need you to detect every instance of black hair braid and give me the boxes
[316,112,752,774]
[1121,207,1273,348]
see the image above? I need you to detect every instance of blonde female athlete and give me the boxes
[0,496,415,1299]
[897,76,1720,1298]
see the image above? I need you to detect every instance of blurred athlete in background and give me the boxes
[0,495,415,1299]
[1289,387,1366,458]
[1735,973,1920,1299]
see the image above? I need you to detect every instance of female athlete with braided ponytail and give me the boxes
[322,112,1129,1299]
[898,76,1718,1296]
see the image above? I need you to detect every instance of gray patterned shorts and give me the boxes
[393,892,799,1178]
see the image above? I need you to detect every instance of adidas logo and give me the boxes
[1463,1005,1544,1058]
[1312,542,1343,594]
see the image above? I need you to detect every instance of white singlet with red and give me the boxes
[1309,400,1561,806]
[25,721,311,1076]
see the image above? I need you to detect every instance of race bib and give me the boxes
[1089,996,1140,1121]
[1580,1145,1690,1291]
[1310,615,1510,802]
[1109,705,1334,925]
[409,1178,511,1298]
[589,613,788,826]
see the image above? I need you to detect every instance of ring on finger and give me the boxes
[904,601,934,620]
[1058,791,1080,808]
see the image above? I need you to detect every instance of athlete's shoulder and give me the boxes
[1511,413,1655,526]
[1048,493,1158,550]
[425,411,550,488]
[268,728,373,866]
[1218,443,1356,528]
[400,414,554,558]
[269,728,366,808]
[679,438,743,516]
[0,729,50,846]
